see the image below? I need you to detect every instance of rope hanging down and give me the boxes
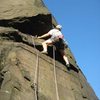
[31,36,39,100]
[31,36,60,100]
[53,46,60,100]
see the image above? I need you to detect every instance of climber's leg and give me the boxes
[59,49,70,67]
[41,39,53,53]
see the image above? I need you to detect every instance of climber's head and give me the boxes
[56,25,62,30]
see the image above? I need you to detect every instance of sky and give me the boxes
[44,0,100,99]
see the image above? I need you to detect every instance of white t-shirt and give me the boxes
[48,29,63,39]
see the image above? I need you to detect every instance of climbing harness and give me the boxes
[53,45,60,100]
[31,35,39,100]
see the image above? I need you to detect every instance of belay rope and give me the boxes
[31,36,39,100]
[31,35,60,100]
[53,46,60,100]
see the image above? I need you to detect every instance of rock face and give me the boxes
[0,0,98,100]
[0,0,57,35]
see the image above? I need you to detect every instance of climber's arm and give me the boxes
[38,33,50,39]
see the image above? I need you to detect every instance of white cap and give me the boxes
[56,25,62,29]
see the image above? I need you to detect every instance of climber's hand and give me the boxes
[37,36,41,39]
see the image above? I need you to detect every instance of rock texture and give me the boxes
[0,0,57,35]
[0,0,98,100]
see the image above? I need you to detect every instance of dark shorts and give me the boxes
[53,38,65,50]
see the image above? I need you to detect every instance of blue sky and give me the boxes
[44,0,100,99]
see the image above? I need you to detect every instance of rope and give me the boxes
[34,53,39,100]
[31,35,39,100]
[53,46,60,100]
[32,36,59,100]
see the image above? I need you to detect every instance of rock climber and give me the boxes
[38,25,70,67]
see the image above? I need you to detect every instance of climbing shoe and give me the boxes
[66,64,70,68]
[66,64,70,71]
[41,51,48,54]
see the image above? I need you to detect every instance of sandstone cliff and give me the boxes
[0,0,98,100]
